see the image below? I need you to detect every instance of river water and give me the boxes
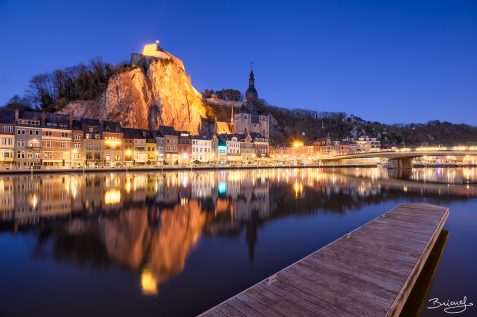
[0,168,476,316]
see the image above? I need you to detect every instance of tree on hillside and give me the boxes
[3,95,34,111]
[216,89,242,102]
[26,59,131,112]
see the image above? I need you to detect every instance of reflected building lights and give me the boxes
[1,167,477,294]
[104,189,121,205]
[141,268,158,295]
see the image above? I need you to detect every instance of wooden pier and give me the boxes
[199,203,449,317]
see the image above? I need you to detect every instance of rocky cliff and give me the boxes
[59,52,207,134]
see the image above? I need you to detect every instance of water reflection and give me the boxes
[0,168,476,303]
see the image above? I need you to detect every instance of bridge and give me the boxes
[319,149,477,169]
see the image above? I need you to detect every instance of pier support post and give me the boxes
[389,158,413,169]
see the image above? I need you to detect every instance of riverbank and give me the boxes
[2,163,477,175]
[0,163,378,175]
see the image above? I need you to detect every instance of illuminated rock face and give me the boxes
[99,201,206,290]
[59,50,206,134]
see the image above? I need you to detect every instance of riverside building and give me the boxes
[41,113,72,167]
[234,70,270,139]
[0,109,15,168]
[15,111,42,168]
[0,109,270,169]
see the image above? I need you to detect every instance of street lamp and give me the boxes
[293,141,303,148]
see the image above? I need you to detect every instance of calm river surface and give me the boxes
[0,168,476,316]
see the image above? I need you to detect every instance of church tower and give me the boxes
[234,68,270,139]
[245,70,258,111]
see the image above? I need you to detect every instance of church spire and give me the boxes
[249,62,255,87]
[245,64,258,111]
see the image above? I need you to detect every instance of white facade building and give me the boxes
[356,136,381,153]
[191,136,212,162]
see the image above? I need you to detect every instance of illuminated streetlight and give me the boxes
[293,141,303,148]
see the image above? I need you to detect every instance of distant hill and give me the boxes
[204,97,477,146]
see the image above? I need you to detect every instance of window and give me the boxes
[61,132,69,138]
[60,142,68,149]
[44,140,52,148]
[74,143,81,149]
[45,131,53,137]
[74,134,82,141]
[36,130,39,135]
[3,126,13,133]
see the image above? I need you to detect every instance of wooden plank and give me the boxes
[216,303,246,317]
[277,265,392,315]
[198,203,449,317]
[225,296,266,317]
[235,292,280,317]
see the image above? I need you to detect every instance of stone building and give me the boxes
[122,128,147,165]
[14,111,42,168]
[0,109,16,167]
[81,118,103,167]
[178,131,192,164]
[131,40,186,72]
[238,133,254,162]
[250,132,270,158]
[356,136,381,153]
[191,135,213,163]
[41,113,72,167]
[71,120,84,167]
[145,130,158,165]
[159,126,178,164]
[102,121,123,167]
[234,70,270,139]
[154,131,165,164]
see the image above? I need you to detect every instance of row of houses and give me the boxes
[313,135,382,156]
[270,135,383,159]
[0,109,270,168]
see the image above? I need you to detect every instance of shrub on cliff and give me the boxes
[26,59,132,112]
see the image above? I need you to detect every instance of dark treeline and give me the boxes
[206,95,477,146]
[204,89,242,102]
[4,59,132,112]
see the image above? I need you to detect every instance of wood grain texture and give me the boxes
[199,203,449,317]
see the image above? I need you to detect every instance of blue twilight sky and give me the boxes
[0,0,476,124]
